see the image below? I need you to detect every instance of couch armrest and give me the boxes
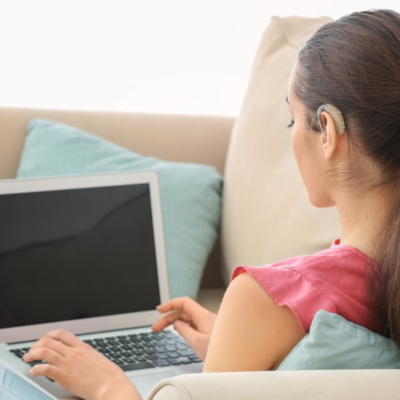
[147,370,400,400]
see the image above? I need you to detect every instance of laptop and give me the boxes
[0,171,203,400]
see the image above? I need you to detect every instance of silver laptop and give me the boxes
[0,171,203,400]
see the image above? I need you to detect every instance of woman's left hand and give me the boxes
[23,329,142,400]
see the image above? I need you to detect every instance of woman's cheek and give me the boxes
[291,127,308,183]
[291,127,318,203]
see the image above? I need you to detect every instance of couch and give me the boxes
[0,14,397,400]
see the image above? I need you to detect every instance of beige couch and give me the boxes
[0,15,397,400]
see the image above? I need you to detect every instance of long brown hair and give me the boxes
[295,9,400,343]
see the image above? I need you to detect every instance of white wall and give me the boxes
[1,0,399,116]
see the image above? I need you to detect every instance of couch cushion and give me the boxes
[278,310,400,370]
[17,118,223,299]
[221,16,341,282]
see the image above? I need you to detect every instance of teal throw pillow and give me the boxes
[278,310,400,370]
[17,118,223,300]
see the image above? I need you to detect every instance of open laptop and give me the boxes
[0,171,203,400]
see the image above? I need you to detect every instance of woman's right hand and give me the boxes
[152,297,217,361]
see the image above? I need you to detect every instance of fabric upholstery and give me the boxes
[146,370,400,400]
[278,311,400,370]
[0,107,233,180]
[221,16,341,282]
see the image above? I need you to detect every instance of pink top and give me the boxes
[231,239,378,333]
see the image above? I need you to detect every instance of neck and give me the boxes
[335,186,395,260]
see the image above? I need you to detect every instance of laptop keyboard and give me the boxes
[9,330,202,373]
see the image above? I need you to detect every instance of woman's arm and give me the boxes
[204,272,305,372]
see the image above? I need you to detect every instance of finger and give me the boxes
[157,297,210,320]
[29,338,69,357]
[41,329,82,347]
[24,347,64,366]
[158,310,193,325]
[173,320,204,356]
[152,312,182,331]
[152,310,193,332]
[30,363,63,383]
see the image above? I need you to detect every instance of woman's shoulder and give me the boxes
[232,239,368,281]
[231,239,376,333]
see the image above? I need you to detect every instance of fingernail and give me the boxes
[156,305,162,309]
[23,354,27,360]
[29,369,33,375]
[175,321,181,328]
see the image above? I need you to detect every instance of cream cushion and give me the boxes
[221,16,341,282]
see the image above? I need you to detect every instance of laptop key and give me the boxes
[177,357,192,364]
[167,358,181,365]
[120,362,155,371]
[154,359,170,367]
[165,345,176,352]
[178,349,195,357]
[29,360,46,366]
[167,351,179,358]
[164,332,178,339]
[176,339,189,346]
[156,352,169,359]
[191,357,202,363]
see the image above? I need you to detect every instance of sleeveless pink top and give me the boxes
[231,239,378,333]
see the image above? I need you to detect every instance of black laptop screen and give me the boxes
[0,183,161,329]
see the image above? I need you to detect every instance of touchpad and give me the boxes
[128,370,176,398]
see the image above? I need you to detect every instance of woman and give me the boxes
[24,9,400,399]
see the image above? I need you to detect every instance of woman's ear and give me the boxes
[319,111,338,160]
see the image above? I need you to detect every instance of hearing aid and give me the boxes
[317,104,346,143]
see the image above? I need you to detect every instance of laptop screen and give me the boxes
[0,183,161,329]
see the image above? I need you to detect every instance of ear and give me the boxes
[319,111,338,160]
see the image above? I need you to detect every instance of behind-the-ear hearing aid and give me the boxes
[317,104,346,143]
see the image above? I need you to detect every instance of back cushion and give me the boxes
[278,310,400,370]
[221,16,341,281]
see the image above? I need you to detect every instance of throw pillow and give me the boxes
[278,310,400,370]
[17,118,223,299]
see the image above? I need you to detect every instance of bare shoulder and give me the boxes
[203,272,305,372]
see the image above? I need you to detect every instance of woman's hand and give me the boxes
[23,329,141,400]
[152,297,217,361]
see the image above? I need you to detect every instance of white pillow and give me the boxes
[221,16,340,282]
